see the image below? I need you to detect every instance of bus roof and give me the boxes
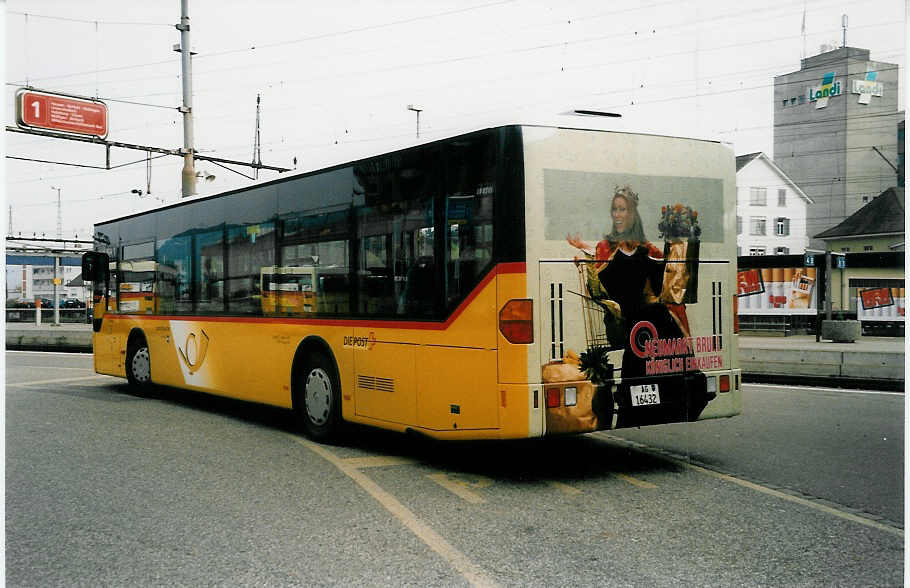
[94,124,727,228]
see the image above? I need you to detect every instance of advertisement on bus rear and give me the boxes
[535,147,735,432]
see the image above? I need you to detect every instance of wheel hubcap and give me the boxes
[305,368,332,426]
[132,347,151,383]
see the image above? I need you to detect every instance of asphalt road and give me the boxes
[6,351,904,587]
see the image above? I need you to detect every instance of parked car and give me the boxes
[63,299,85,308]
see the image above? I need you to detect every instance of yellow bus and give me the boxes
[109,260,177,315]
[82,125,741,441]
[260,266,318,316]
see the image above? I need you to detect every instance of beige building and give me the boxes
[815,187,904,326]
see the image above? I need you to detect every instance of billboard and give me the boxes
[736,267,817,315]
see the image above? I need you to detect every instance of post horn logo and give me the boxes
[178,329,210,375]
[629,321,658,359]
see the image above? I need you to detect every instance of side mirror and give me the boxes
[81,251,110,283]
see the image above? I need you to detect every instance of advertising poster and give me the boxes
[736,268,764,297]
[857,287,905,322]
[860,287,893,310]
[736,267,816,315]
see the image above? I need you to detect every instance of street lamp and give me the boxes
[407,104,423,138]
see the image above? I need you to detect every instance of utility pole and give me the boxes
[51,186,62,238]
[176,0,196,197]
[8,205,12,234]
[53,256,60,326]
[252,93,262,181]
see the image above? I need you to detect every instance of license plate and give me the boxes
[630,384,660,407]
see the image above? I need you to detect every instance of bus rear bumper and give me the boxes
[542,368,741,435]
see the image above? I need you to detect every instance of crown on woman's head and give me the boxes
[614,185,639,205]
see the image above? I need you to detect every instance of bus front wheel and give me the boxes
[126,335,153,391]
[296,352,341,441]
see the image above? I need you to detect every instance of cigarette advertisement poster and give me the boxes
[736,267,817,315]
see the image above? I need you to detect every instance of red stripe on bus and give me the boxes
[105,262,527,330]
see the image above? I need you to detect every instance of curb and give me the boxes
[743,373,903,392]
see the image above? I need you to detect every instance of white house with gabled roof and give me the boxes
[735,152,813,256]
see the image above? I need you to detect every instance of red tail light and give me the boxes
[719,374,731,393]
[499,299,533,344]
[546,387,560,408]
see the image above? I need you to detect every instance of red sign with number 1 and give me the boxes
[16,89,108,138]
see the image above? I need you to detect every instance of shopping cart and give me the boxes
[576,261,612,349]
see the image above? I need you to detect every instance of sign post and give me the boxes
[804,249,825,341]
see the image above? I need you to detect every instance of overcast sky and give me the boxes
[4,0,905,239]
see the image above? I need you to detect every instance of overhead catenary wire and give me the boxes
[6,0,516,85]
[7,2,896,173]
[9,0,896,103]
[6,2,901,199]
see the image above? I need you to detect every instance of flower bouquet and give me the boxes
[658,204,702,241]
[658,204,700,304]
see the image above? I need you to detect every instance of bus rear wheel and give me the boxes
[126,336,153,391]
[296,352,341,441]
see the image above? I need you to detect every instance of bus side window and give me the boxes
[444,134,495,309]
[157,235,193,314]
[227,222,275,315]
[403,255,435,315]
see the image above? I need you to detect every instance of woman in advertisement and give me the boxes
[567,185,698,426]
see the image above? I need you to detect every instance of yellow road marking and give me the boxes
[342,456,417,469]
[613,473,657,489]
[687,463,903,538]
[596,432,903,538]
[427,473,490,505]
[548,481,582,496]
[295,436,499,588]
[7,375,116,388]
